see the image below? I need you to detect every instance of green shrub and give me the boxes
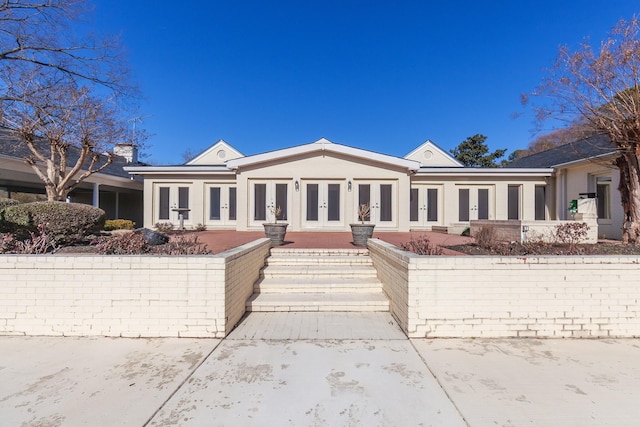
[104,219,135,231]
[0,197,19,212]
[3,201,106,244]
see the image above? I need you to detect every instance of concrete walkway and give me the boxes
[1,313,639,426]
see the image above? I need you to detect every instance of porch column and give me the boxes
[115,192,120,218]
[92,183,100,208]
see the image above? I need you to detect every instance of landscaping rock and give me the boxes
[134,228,169,246]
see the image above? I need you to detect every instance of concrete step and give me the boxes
[254,277,383,293]
[246,292,390,312]
[266,255,373,266]
[261,264,378,279]
[270,248,369,257]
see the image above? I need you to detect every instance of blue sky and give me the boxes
[92,1,640,165]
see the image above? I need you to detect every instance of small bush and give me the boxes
[461,227,470,237]
[194,223,207,232]
[475,225,497,249]
[555,222,590,245]
[93,232,150,255]
[155,235,212,255]
[154,222,174,233]
[0,224,57,254]
[400,235,443,255]
[104,219,135,231]
[93,233,211,255]
[2,201,105,244]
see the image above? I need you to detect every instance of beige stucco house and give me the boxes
[126,137,562,234]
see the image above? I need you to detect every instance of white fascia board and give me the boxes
[227,138,421,171]
[416,167,554,177]
[551,152,616,169]
[124,165,231,175]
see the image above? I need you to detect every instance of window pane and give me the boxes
[535,186,546,220]
[210,187,221,220]
[427,188,438,222]
[358,184,371,221]
[507,186,519,220]
[597,183,610,219]
[380,184,392,221]
[159,187,170,220]
[275,183,288,221]
[459,189,469,221]
[327,184,340,221]
[178,187,189,219]
[478,188,489,220]
[254,183,266,221]
[306,184,318,221]
[229,187,237,221]
[410,188,418,222]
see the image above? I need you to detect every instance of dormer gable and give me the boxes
[404,140,463,167]
[186,140,244,165]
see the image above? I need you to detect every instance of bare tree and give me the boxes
[0,1,143,201]
[2,70,128,201]
[0,0,130,96]
[523,16,640,243]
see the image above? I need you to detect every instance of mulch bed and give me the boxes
[446,242,640,256]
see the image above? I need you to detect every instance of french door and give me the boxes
[302,180,344,228]
[410,186,442,226]
[206,184,237,227]
[356,181,397,228]
[458,186,493,221]
[250,180,290,226]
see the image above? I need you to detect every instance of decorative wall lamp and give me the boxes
[348,180,352,192]
[295,180,299,191]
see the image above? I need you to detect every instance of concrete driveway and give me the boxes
[1,313,639,426]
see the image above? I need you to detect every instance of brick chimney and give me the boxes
[114,143,138,164]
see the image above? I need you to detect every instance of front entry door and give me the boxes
[458,186,493,221]
[356,181,397,228]
[250,181,290,227]
[410,186,442,226]
[206,184,237,227]
[302,181,344,228]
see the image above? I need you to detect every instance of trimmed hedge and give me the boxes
[104,219,135,231]
[0,198,20,232]
[2,201,106,243]
[0,197,19,212]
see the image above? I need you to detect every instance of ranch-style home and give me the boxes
[125,136,591,235]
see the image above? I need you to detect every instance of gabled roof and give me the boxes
[226,138,421,172]
[404,139,464,167]
[186,139,244,165]
[509,134,617,168]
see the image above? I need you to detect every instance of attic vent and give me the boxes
[423,150,433,160]
[217,150,227,159]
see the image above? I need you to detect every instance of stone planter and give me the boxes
[350,223,375,246]
[263,223,288,246]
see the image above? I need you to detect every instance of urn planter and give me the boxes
[350,223,375,246]
[263,223,288,246]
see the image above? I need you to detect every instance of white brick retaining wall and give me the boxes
[368,238,640,338]
[0,238,270,338]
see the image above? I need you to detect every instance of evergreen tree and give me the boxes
[450,134,506,168]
